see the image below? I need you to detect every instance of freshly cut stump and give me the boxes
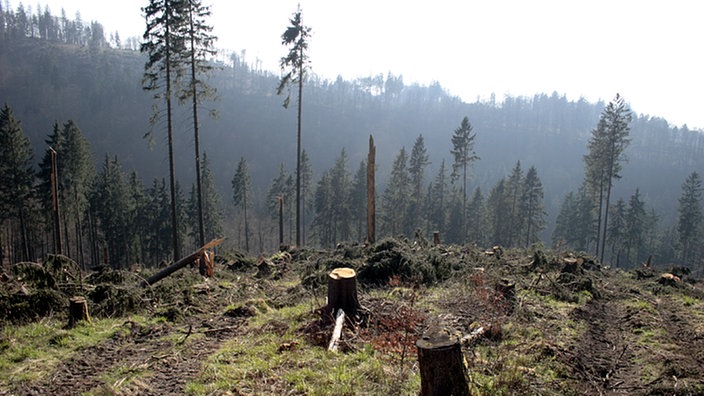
[326,268,359,318]
[417,328,470,396]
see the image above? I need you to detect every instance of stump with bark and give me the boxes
[67,296,91,328]
[416,328,470,396]
[326,267,359,318]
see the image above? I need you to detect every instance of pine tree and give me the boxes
[584,94,632,263]
[349,160,368,242]
[428,160,448,235]
[520,166,545,247]
[677,172,703,264]
[277,5,311,247]
[179,0,217,248]
[141,0,187,261]
[606,198,627,266]
[409,134,430,232]
[624,189,646,267]
[506,160,523,246]
[232,157,252,252]
[199,153,223,243]
[0,104,35,262]
[92,155,131,268]
[450,116,479,240]
[381,147,410,236]
[466,187,485,245]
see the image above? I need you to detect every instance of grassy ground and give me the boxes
[2,242,704,395]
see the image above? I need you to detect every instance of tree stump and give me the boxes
[433,231,441,246]
[68,296,91,328]
[495,278,516,314]
[326,268,359,319]
[417,328,470,396]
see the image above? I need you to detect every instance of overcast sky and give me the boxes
[26,0,704,129]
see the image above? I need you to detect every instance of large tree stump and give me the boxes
[417,328,470,396]
[495,278,516,314]
[326,268,359,319]
[68,296,91,328]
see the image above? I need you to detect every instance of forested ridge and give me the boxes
[1,3,703,273]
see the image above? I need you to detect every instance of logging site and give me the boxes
[2,239,704,395]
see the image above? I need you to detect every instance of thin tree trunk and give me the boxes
[595,178,604,259]
[295,50,303,247]
[243,191,250,252]
[189,6,205,249]
[165,1,179,262]
[367,135,376,244]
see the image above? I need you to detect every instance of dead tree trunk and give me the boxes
[68,296,91,328]
[433,231,441,246]
[417,328,470,396]
[326,267,359,318]
[142,238,224,287]
[367,135,376,244]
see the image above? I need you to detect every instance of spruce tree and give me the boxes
[409,134,430,232]
[520,166,545,247]
[141,0,187,261]
[381,147,410,236]
[584,94,632,263]
[450,116,479,240]
[506,160,523,246]
[232,157,252,252]
[677,172,703,264]
[0,104,35,262]
[179,0,217,248]
[277,5,311,247]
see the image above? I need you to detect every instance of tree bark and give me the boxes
[142,238,224,287]
[68,296,91,328]
[326,267,359,318]
[417,328,470,396]
[367,135,376,244]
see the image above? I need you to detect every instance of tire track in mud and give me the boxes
[13,316,243,396]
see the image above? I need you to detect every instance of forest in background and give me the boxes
[1,3,703,273]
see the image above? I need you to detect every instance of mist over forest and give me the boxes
[1,3,703,272]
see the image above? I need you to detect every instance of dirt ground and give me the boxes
[3,243,704,395]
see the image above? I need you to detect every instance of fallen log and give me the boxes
[142,238,224,287]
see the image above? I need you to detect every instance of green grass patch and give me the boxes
[0,317,123,387]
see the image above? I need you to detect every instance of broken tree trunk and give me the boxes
[142,238,224,287]
[433,231,441,246]
[68,296,91,328]
[326,267,359,318]
[417,328,470,396]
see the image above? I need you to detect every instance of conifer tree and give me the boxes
[199,153,223,243]
[277,5,311,246]
[349,160,368,241]
[329,149,351,243]
[506,160,523,246]
[487,178,509,245]
[606,198,627,266]
[232,157,252,251]
[466,187,486,245]
[624,189,646,267]
[520,166,545,247]
[409,134,430,231]
[428,160,448,235]
[300,150,313,245]
[584,94,631,263]
[677,172,703,264]
[381,147,410,236]
[179,0,217,248]
[0,104,35,262]
[450,116,479,240]
[92,155,131,268]
[141,0,187,261]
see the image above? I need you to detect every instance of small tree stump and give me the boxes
[495,278,516,314]
[417,328,470,396]
[326,268,359,318]
[68,296,91,328]
[433,231,441,246]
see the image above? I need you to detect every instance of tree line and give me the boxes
[1,4,703,274]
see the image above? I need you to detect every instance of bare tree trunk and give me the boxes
[367,135,376,244]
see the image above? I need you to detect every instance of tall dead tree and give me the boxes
[367,135,376,244]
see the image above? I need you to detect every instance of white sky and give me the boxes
[24,0,704,129]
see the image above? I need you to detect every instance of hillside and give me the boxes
[1,242,704,395]
[2,36,703,230]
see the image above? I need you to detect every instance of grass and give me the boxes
[186,300,420,395]
[0,317,123,387]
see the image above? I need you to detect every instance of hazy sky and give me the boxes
[28,0,704,129]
